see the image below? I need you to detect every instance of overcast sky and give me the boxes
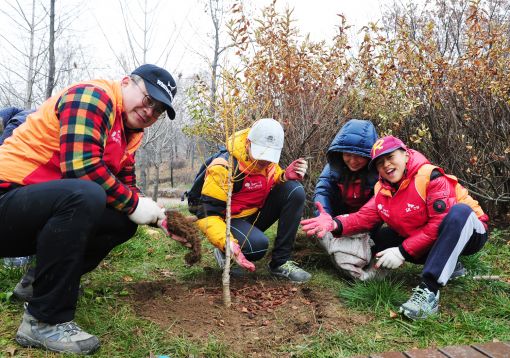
[0,0,396,83]
[77,0,393,78]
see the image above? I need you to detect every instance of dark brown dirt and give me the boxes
[163,210,202,265]
[126,276,371,357]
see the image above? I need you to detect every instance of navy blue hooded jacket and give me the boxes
[313,119,379,216]
[0,107,34,145]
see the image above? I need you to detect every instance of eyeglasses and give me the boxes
[132,79,166,117]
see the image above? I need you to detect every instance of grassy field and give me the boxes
[1,203,509,357]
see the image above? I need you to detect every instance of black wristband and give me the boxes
[398,245,412,261]
[332,218,343,235]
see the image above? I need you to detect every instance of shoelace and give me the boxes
[408,287,432,306]
[56,321,81,337]
[281,261,300,272]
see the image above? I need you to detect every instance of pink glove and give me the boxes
[300,202,338,238]
[229,241,256,272]
[284,158,308,181]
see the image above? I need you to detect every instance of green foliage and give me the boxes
[339,277,408,313]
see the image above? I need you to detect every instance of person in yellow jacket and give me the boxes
[196,118,311,282]
[0,64,178,355]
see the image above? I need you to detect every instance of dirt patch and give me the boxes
[127,277,371,357]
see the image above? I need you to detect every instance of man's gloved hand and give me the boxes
[284,158,308,181]
[300,202,337,238]
[375,247,405,269]
[229,240,256,272]
[128,197,165,225]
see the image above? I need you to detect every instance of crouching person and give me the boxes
[0,64,178,354]
[312,119,379,280]
[196,118,311,283]
[302,136,489,319]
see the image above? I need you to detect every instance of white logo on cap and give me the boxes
[157,79,174,100]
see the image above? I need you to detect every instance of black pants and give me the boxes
[372,204,488,287]
[230,180,305,269]
[0,179,137,324]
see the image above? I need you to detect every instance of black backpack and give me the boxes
[182,147,244,215]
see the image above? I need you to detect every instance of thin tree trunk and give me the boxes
[222,154,234,307]
[170,160,174,188]
[45,0,56,99]
[151,165,160,202]
[24,0,36,108]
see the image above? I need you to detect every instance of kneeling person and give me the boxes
[196,118,311,282]
[302,136,488,319]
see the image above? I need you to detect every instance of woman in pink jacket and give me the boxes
[301,135,489,320]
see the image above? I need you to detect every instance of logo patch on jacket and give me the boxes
[405,203,421,213]
[377,204,389,217]
[244,181,263,191]
[433,199,447,213]
[110,130,121,144]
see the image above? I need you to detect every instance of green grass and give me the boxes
[1,221,509,357]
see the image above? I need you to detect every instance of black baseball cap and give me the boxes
[131,64,177,119]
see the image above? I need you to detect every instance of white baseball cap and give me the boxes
[247,118,284,163]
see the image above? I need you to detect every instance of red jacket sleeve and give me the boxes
[401,175,456,258]
[337,196,383,235]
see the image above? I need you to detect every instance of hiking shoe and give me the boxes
[13,267,35,301]
[399,285,440,320]
[213,248,226,269]
[450,261,466,280]
[3,256,33,268]
[269,261,311,283]
[16,310,100,355]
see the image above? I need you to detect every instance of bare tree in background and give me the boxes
[0,0,87,107]
[108,0,184,198]
[45,0,56,99]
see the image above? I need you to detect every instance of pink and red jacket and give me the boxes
[337,149,489,259]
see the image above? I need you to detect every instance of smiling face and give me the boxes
[342,152,369,172]
[121,76,165,129]
[374,149,409,184]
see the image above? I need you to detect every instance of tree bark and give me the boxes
[222,154,234,307]
[151,164,160,202]
[45,0,56,99]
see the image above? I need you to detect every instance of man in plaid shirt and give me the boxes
[0,64,177,354]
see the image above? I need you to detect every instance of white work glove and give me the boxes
[128,197,165,225]
[375,247,405,269]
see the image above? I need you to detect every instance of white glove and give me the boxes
[375,247,405,269]
[128,197,165,225]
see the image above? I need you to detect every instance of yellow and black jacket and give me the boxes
[196,129,285,249]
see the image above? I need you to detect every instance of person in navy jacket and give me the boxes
[312,119,379,279]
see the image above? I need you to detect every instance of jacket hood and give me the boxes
[227,128,251,165]
[327,119,378,171]
[403,149,430,178]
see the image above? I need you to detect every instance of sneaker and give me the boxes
[3,256,33,268]
[399,285,440,320]
[213,248,226,270]
[13,267,35,301]
[269,261,311,283]
[15,310,100,354]
[450,261,466,280]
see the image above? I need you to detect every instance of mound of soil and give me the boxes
[127,276,371,357]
